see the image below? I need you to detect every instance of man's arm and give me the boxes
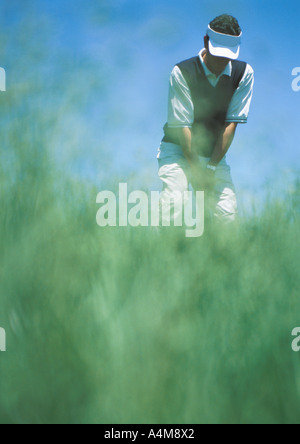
[166,68,206,190]
[179,127,193,163]
[179,123,238,191]
[207,64,254,166]
[179,127,205,191]
[208,64,254,166]
[208,122,238,166]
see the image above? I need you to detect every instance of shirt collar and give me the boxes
[199,48,232,80]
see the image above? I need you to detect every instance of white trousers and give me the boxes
[158,143,238,224]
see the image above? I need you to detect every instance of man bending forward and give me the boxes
[158,14,254,225]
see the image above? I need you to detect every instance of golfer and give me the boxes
[158,14,254,224]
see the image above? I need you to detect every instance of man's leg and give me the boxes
[158,159,190,227]
[158,154,237,227]
[213,161,238,223]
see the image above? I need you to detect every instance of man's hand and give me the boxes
[190,162,203,191]
[202,168,216,192]
[209,122,238,165]
[191,167,216,192]
[192,168,216,193]
[178,127,217,193]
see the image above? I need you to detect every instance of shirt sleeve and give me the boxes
[226,64,254,124]
[167,66,194,128]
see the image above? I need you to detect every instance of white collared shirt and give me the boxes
[199,49,232,86]
[167,49,254,128]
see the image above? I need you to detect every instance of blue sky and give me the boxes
[1,0,300,212]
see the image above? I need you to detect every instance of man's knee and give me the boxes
[158,163,189,194]
[160,189,188,226]
[214,187,238,223]
[214,208,237,223]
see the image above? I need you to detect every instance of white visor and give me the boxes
[207,25,242,59]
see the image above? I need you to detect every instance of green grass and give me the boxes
[0,158,300,424]
[0,14,300,422]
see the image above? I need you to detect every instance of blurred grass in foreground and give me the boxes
[1,4,300,425]
[0,148,300,424]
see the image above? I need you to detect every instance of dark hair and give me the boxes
[209,14,242,36]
